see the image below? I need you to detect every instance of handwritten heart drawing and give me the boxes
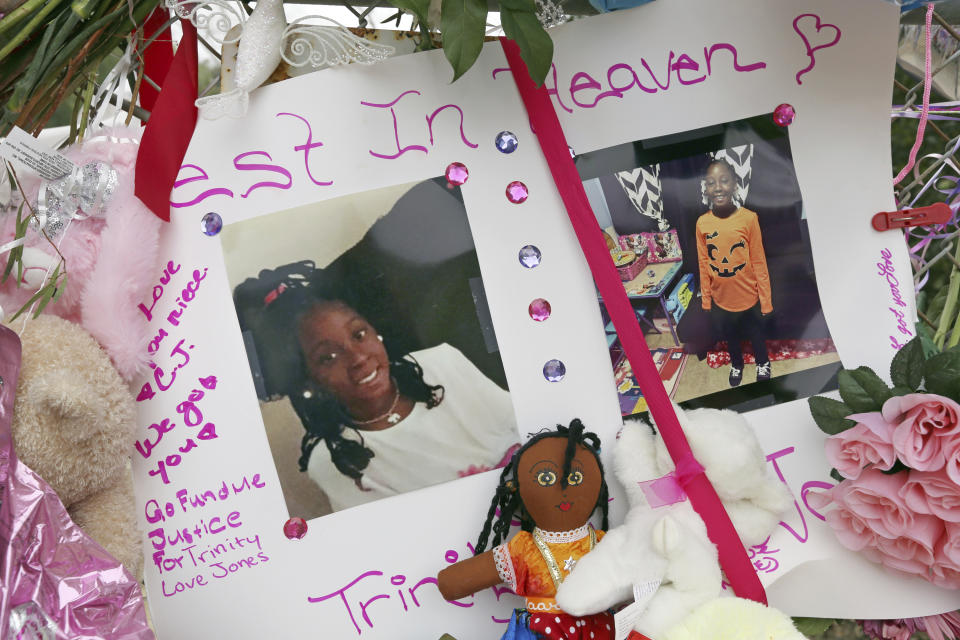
[793,13,842,85]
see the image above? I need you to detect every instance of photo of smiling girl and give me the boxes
[237,263,521,512]
[696,159,773,387]
[224,178,522,518]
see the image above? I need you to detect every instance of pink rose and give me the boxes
[941,522,960,567]
[932,533,960,590]
[829,469,915,539]
[822,501,881,553]
[883,394,960,471]
[825,412,896,479]
[865,513,941,577]
[900,469,960,522]
[943,436,960,488]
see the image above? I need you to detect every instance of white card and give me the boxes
[130,2,960,639]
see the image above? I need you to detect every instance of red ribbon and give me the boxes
[134,19,198,222]
[499,37,767,605]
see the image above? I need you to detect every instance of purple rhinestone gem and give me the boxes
[200,212,222,236]
[518,245,541,268]
[445,162,469,186]
[529,298,551,321]
[284,517,308,539]
[506,181,529,204]
[495,131,519,153]
[773,103,796,127]
[543,359,566,382]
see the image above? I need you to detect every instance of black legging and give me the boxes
[711,303,768,369]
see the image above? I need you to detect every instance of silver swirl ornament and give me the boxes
[196,0,286,119]
[281,17,395,69]
[165,0,246,44]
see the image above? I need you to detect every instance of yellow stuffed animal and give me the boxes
[662,597,806,640]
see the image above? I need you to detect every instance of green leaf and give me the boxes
[51,272,66,302]
[881,460,910,475]
[33,284,56,317]
[10,285,50,320]
[499,0,537,11]
[921,334,941,359]
[791,617,836,636]
[928,288,948,328]
[808,396,856,435]
[838,367,892,412]
[70,0,97,19]
[2,200,26,284]
[499,8,553,86]
[891,336,926,390]
[388,0,432,27]
[924,346,960,399]
[829,468,844,483]
[440,0,487,82]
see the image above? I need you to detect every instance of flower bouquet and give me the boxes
[807,333,960,588]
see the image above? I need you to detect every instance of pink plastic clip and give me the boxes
[872,202,951,232]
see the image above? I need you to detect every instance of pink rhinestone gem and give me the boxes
[445,162,469,186]
[283,517,308,539]
[773,103,795,127]
[529,298,551,321]
[506,181,528,204]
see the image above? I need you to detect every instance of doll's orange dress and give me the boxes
[493,524,615,640]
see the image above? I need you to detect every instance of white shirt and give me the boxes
[307,343,519,511]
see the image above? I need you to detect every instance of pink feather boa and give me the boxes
[0,126,161,381]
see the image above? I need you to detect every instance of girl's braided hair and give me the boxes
[233,261,443,488]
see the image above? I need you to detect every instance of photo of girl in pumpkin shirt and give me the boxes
[696,159,773,387]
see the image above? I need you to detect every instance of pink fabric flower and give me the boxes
[883,394,960,472]
[932,544,960,590]
[943,435,960,488]
[825,412,896,479]
[900,469,960,522]
[933,522,960,590]
[941,522,960,567]
[827,468,915,540]
[861,613,960,640]
[865,512,941,577]
[922,611,960,640]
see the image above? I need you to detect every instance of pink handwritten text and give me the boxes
[492,41,766,114]
[308,546,515,635]
[878,248,913,349]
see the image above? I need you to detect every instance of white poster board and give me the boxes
[132,1,960,637]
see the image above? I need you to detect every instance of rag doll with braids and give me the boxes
[234,261,520,512]
[437,420,616,640]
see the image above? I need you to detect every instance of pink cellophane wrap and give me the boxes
[0,325,154,640]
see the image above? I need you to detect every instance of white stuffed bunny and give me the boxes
[556,405,792,639]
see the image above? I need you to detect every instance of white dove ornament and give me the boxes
[195,0,287,119]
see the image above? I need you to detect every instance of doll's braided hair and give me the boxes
[233,261,444,488]
[473,418,609,554]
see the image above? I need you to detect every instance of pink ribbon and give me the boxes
[638,473,688,508]
[499,36,767,605]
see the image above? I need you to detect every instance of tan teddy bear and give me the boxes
[8,314,142,578]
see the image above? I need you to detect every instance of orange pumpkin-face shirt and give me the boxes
[695,207,773,314]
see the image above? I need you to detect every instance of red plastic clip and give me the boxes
[872,202,952,231]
